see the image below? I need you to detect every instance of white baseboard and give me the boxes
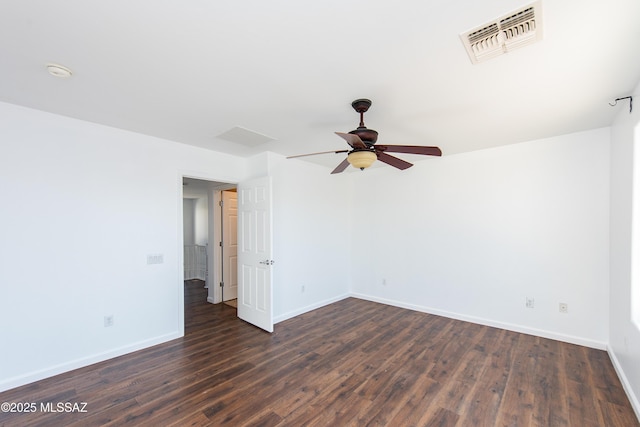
[207,296,216,304]
[349,292,607,350]
[607,345,640,422]
[0,331,183,393]
[274,293,350,324]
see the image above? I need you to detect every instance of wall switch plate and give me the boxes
[147,254,164,265]
[526,297,535,308]
[559,303,568,313]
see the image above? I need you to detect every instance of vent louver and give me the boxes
[460,1,543,64]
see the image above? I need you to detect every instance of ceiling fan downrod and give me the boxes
[351,98,372,128]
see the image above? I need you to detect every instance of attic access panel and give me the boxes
[460,1,543,64]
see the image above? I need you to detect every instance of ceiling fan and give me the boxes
[287,99,442,174]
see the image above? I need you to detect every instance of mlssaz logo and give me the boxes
[40,402,88,413]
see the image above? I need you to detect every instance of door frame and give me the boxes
[179,173,272,332]
[207,183,237,304]
[179,174,236,324]
[220,189,239,302]
[209,186,237,304]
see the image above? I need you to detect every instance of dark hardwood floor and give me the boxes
[1,280,638,426]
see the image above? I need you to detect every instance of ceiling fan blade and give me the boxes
[330,158,351,174]
[287,149,349,159]
[376,151,413,170]
[375,145,442,156]
[335,132,367,149]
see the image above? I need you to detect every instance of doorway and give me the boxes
[182,177,237,306]
[181,175,274,333]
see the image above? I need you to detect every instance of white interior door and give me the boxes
[221,190,238,301]
[237,176,273,332]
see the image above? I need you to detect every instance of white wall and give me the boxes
[183,199,195,245]
[265,153,352,321]
[193,196,209,246]
[350,128,611,348]
[183,199,208,246]
[0,102,247,391]
[609,80,640,416]
[183,180,210,246]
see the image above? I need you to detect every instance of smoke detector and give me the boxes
[460,1,543,64]
[46,63,73,78]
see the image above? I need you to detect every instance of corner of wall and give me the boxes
[608,344,640,421]
[608,78,640,422]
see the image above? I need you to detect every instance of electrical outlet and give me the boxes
[559,303,568,314]
[382,278,387,286]
[301,285,305,293]
[104,315,114,327]
[526,297,535,308]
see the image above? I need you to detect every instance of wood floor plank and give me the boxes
[599,400,640,427]
[530,339,571,426]
[272,371,365,425]
[494,333,537,427]
[466,329,513,424]
[430,346,489,418]
[386,376,442,426]
[0,281,638,427]
[565,379,603,427]
[423,406,460,427]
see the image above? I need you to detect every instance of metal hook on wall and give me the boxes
[609,96,633,113]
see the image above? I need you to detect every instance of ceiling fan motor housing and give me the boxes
[349,99,378,145]
[349,127,378,145]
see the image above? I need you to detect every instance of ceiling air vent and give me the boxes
[460,1,543,64]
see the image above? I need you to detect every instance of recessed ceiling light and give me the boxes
[46,63,73,78]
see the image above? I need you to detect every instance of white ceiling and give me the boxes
[2,1,639,170]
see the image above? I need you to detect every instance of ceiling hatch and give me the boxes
[460,1,543,64]
[216,126,275,147]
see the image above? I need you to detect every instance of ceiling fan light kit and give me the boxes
[288,98,442,174]
[347,150,377,170]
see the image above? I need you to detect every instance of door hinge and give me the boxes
[220,282,224,288]
[219,200,223,207]
[219,241,223,247]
